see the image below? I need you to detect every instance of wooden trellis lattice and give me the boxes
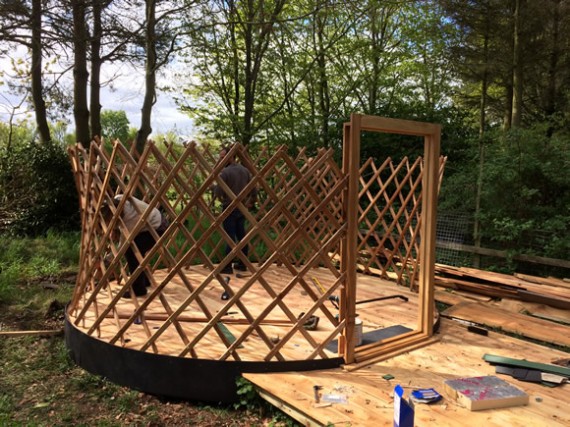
[66,115,443,400]
[355,155,447,287]
[68,140,349,362]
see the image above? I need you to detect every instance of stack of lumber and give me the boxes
[433,264,570,348]
[434,264,570,310]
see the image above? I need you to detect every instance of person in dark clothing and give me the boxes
[103,195,168,298]
[213,146,257,274]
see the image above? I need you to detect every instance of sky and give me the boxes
[0,47,195,141]
[100,65,195,138]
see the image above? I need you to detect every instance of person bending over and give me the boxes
[104,194,168,297]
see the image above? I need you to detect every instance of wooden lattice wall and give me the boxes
[67,115,443,365]
[68,141,348,362]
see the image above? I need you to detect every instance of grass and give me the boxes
[0,231,298,426]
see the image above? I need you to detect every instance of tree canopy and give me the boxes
[0,0,569,270]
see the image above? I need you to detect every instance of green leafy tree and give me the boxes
[101,109,130,143]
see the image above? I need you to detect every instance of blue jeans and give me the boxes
[223,208,248,265]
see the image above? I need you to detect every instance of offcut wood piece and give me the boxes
[515,273,570,290]
[0,329,64,337]
[443,375,529,411]
[489,298,570,325]
[435,264,570,302]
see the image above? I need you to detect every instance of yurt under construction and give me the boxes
[65,114,443,402]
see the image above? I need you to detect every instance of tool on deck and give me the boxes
[313,385,322,403]
[356,295,408,304]
[298,312,319,330]
[221,276,231,300]
[312,276,408,309]
[311,277,340,309]
[236,272,251,279]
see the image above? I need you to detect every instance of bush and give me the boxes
[0,141,80,236]
[439,126,570,261]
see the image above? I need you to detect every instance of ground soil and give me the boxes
[0,276,290,426]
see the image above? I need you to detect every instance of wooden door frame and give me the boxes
[341,114,441,364]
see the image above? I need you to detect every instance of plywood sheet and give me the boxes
[245,320,570,426]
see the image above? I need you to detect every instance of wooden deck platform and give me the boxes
[244,287,570,426]
[68,265,420,362]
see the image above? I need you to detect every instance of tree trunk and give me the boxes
[229,0,241,140]
[315,9,330,148]
[368,6,378,114]
[136,0,157,153]
[72,0,90,145]
[242,1,254,146]
[239,0,285,146]
[546,0,561,137]
[90,0,103,140]
[511,0,523,127]
[473,28,490,269]
[31,0,51,144]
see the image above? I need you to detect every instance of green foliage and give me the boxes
[233,377,301,426]
[0,120,35,150]
[0,393,12,425]
[0,260,20,304]
[101,109,130,143]
[0,140,79,235]
[178,1,458,151]
[440,126,570,261]
[234,376,262,411]
[0,231,79,305]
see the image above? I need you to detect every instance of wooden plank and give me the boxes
[436,241,570,269]
[254,389,325,427]
[489,298,570,324]
[0,329,63,337]
[419,127,440,336]
[436,265,570,303]
[442,302,570,347]
[516,289,570,310]
[342,117,360,363]
[360,114,441,136]
[515,273,570,289]
[435,276,518,298]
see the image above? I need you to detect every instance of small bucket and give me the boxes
[354,317,363,347]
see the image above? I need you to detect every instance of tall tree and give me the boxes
[134,0,186,152]
[31,0,51,143]
[181,0,288,146]
[135,0,157,151]
[511,0,524,127]
[0,0,52,143]
[72,0,90,144]
[89,0,109,140]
